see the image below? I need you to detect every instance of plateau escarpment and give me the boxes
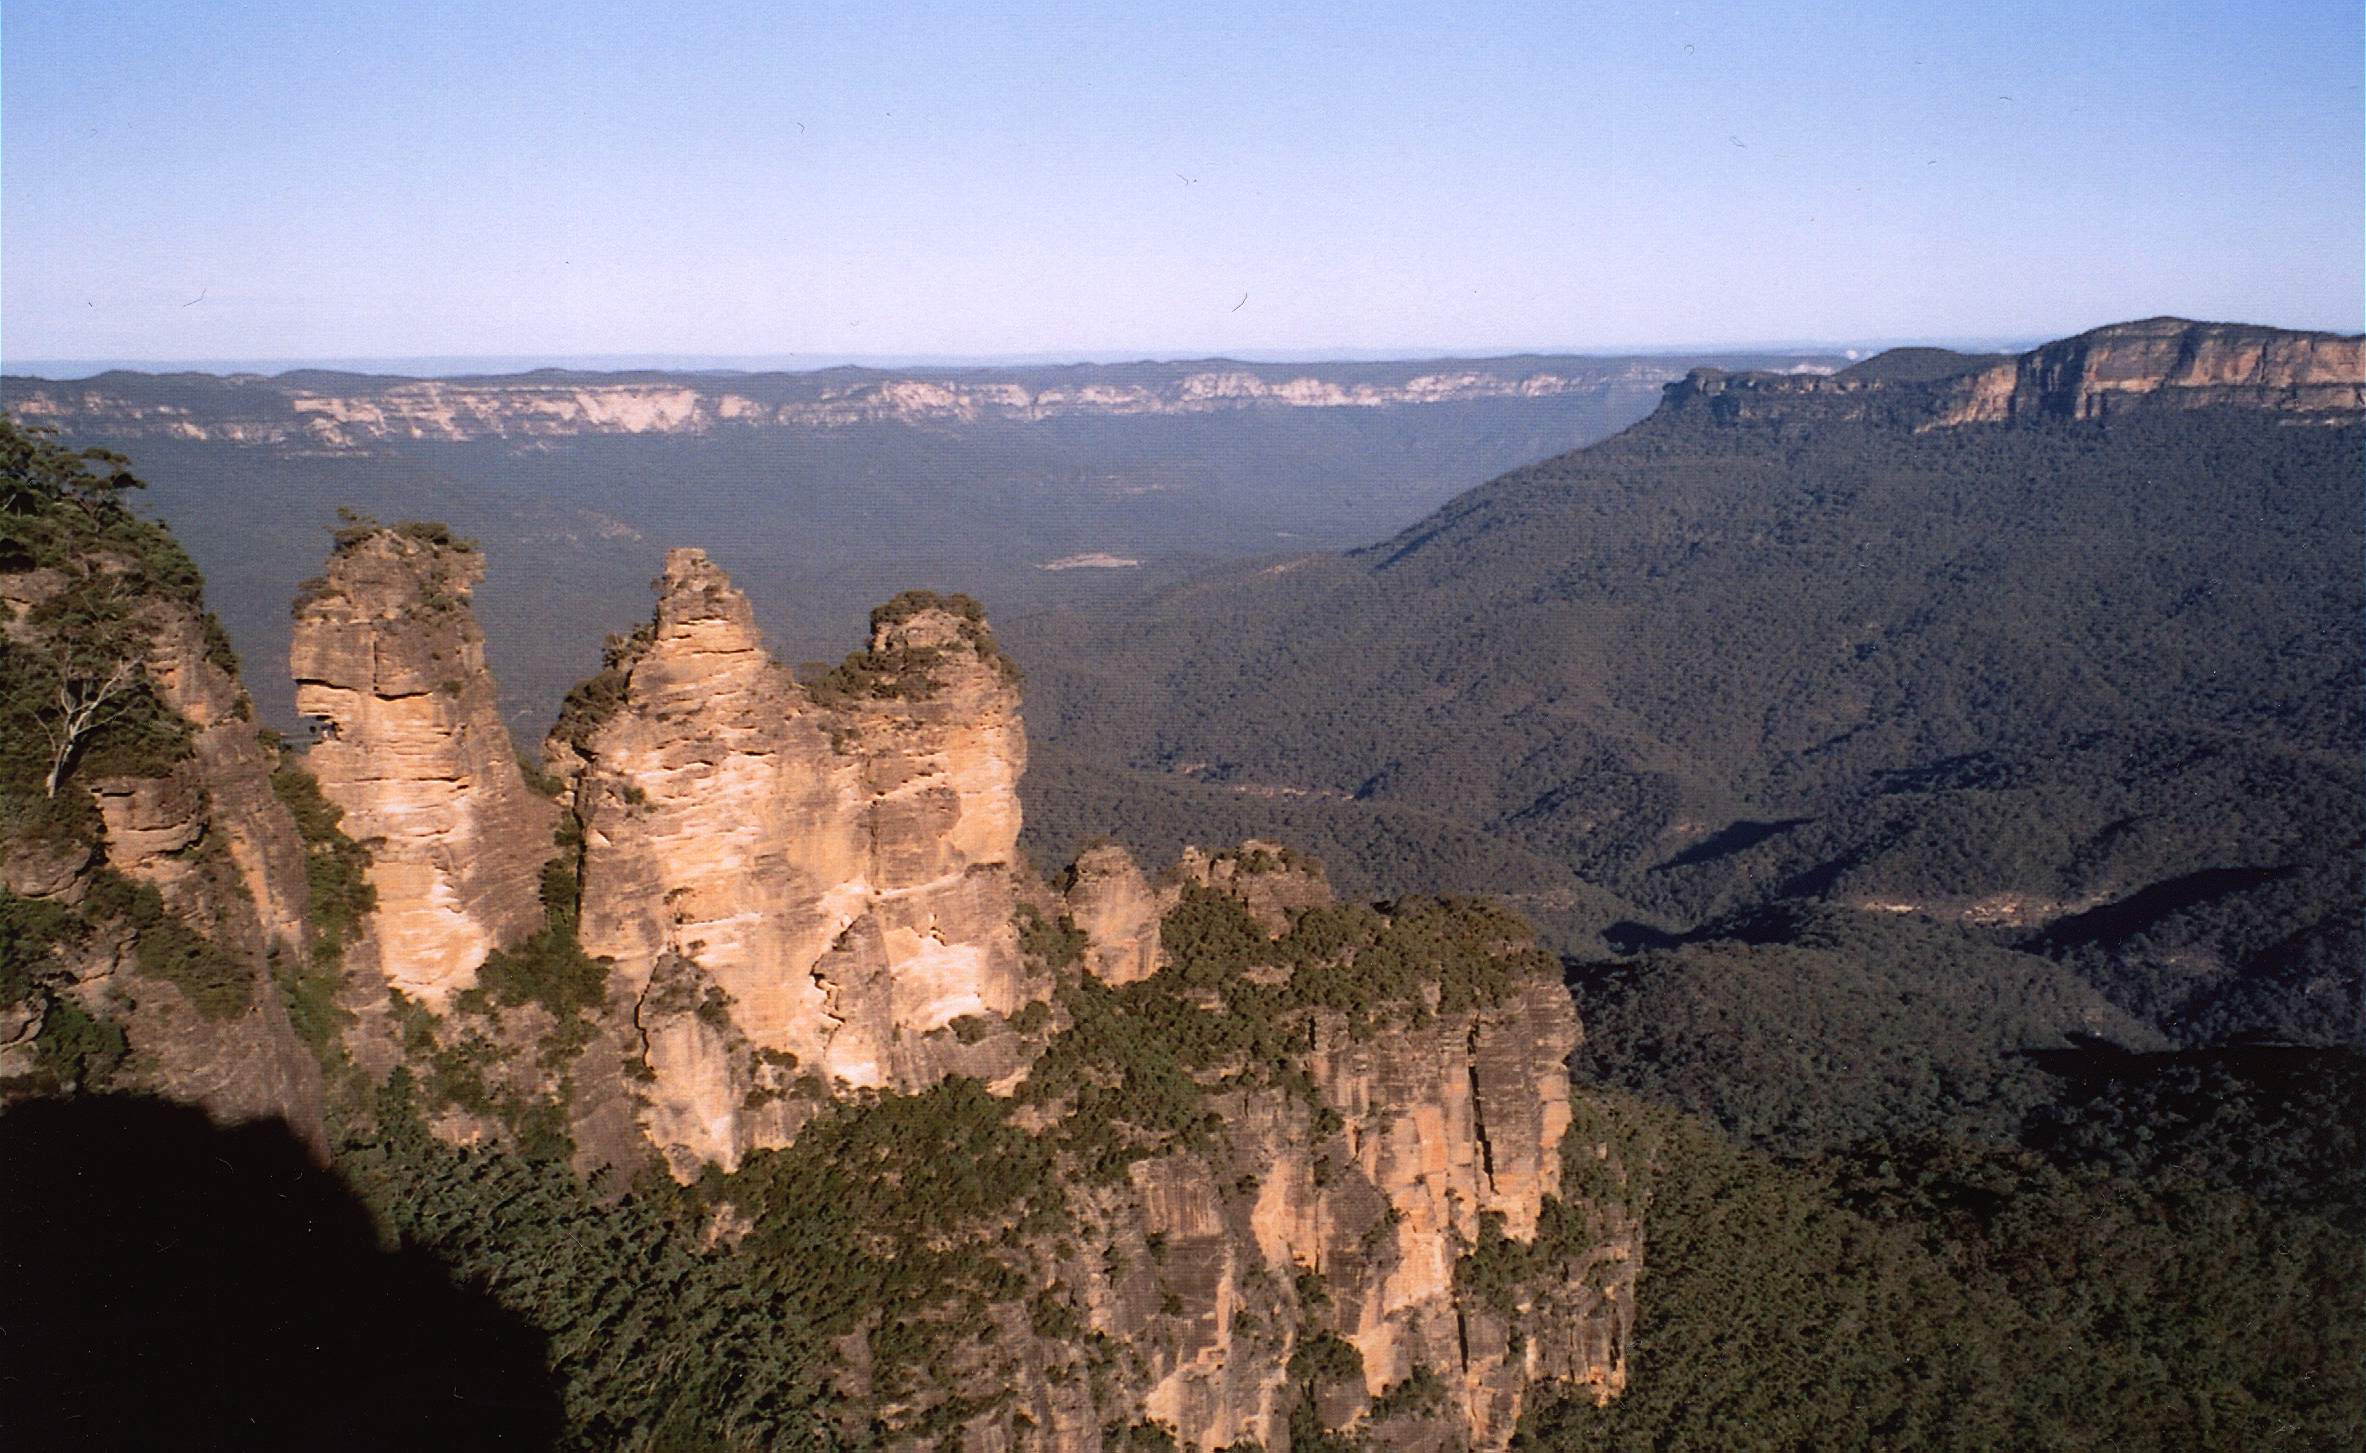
[1,356,1838,449]
[1663,316,2364,428]
[1017,318,2364,955]
[1942,316,2365,423]
[0,348,1853,745]
[2,501,1627,1448]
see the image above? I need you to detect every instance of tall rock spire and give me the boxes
[812,589,1033,1089]
[289,523,555,1008]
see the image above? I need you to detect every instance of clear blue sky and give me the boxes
[4,0,2359,366]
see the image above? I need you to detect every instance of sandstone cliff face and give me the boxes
[102,597,323,1139]
[0,563,324,1148]
[551,552,1038,1171]
[823,591,1034,1089]
[779,851,1632,1453]
[1119,859,1625,1452]
[1937,317,2366,424]
[1663,317,2363,429]
[289,527,555,1009]
[549,549,856,1131]
[1089,983,1625,1453]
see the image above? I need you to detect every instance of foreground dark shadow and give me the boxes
[0,1095,560,1451]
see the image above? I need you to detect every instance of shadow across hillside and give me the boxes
[2022,864,2290,951]
[1648,817,1813,873]
[0,1095,560,1451]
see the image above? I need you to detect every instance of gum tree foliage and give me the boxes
[0,420,205,814]
[803,589,1023,706]
[268,759,377,1059]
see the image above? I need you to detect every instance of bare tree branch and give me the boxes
[41,652,141,797]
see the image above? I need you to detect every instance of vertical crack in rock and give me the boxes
[1469,1018,1497,1192]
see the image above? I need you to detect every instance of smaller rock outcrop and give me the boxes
[1064,842,1166,984]
[1177,838,1335,933]
[289,524,555,1009]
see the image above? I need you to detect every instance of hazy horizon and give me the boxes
[3,332,2049,382]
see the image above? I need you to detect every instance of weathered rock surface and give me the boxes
[795,855,1631,1452]
[139,603,313,948]
[553,553,1039,1169]
[822,591,1035,1085]
[289,527,555,1009]
[1081,985,1625,1453]
[549,547,853,1170]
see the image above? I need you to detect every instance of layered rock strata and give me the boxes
[1091,993,1620,1453]
[773,849,1631,1452]
[1941,316,2366,424]
[1138,856,1622,1449]
[1665,317,2365,429]
[288,527,555,1009]
[819,587,1035,1089]
[0,356,1830,449]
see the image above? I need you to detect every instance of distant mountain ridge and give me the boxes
[3,351,1841,450]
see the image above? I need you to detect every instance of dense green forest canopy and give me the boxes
[1518,1095,2362,1451]
[1011,403,2361,1074]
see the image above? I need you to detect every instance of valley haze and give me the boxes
[1,346,1845,731]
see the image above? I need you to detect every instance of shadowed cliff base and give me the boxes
[0,1096,560,1452]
